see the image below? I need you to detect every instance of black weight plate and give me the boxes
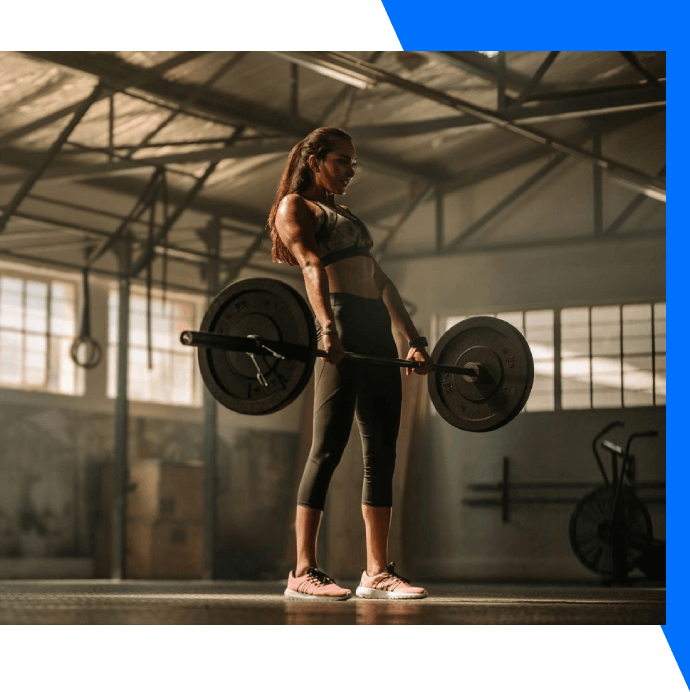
[428,316,534,432]
[197,278,317,415]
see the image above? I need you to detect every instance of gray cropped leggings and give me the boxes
[297,293,402,511]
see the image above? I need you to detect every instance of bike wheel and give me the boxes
[569,486,653,577]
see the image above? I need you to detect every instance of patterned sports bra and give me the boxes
[308,199,374,267]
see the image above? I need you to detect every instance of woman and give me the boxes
[268,127,432,600]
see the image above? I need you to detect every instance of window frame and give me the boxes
[0,265,84,396]
[107,285,205,408]
[437,298,665,414]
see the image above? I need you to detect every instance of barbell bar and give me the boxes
[180,330,483,380]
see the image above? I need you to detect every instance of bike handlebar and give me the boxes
[594,427,659,487]
[624,430,659,462]
[593,421,624,485]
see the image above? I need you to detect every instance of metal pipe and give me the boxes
[111,237,131,580]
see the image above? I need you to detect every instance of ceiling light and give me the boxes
[270,52,377,90]
[477,51,499,58]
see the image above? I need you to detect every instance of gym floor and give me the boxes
[0,580,665,625]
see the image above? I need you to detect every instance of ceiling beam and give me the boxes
[0,245,298,296]
[0,84,666,185]
[275,52,664,202]
[20,51,306,132]
[130,127,246,277]
[605,165,667,235]
[0,84,104,233]
[348,86,664,139]
[0,136,297,185]
[514,52,561,106]
[619,52,659,85]
[21,191,259,238]
[4,209,256,267]
[362,109,661,226]
[124,52,248,160]
[21,51,444,183]
[422,51,540,96]
[1,52,208,150]
[445,153,569,250]
[382,229,665,263]
[375,182,434,259]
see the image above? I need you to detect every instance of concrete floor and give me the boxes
[0,580,665,625]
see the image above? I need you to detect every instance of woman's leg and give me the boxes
[294,355,357,574]
[355,360,402,572]
[362,504,392,574]
[347,296,403,577]
[295,505,323,577]
[355,359,427,598]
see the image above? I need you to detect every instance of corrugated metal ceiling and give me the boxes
[0,50,666,285]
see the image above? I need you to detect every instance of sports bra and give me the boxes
[308,199,374,267]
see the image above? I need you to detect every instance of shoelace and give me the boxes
[305,568,335,585]
[388,562,410,584]
[373,563,411,590]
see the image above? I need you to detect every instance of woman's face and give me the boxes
[312,139,357,196]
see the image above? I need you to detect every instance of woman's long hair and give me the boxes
[267,127,352,265]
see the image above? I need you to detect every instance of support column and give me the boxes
[435,187,444,253]
[593,125,604,236]
[111,236,131,580]
[497,52,507,112]
[202,219,221,580]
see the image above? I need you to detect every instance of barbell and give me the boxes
[180,278,535,432]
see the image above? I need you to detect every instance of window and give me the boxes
[108,290,202,406]
[561,302,665,409]
[0,273,84,395]
[443,301,665,413]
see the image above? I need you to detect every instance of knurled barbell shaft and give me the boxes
[180,330,480,378]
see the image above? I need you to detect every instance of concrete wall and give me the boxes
[382,235,666,581]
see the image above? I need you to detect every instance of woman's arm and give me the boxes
[275,194,345,364]
[372,260,433,375]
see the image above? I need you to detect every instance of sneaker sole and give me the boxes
[284,588,352,601]
[355,586,428,600]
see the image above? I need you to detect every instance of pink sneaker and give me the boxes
[356,563,427,600]
[284,568,352,600]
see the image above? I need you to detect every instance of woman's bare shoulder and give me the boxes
[277,194,323,238]
[280,194,326,225]
[278,193,309,214]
